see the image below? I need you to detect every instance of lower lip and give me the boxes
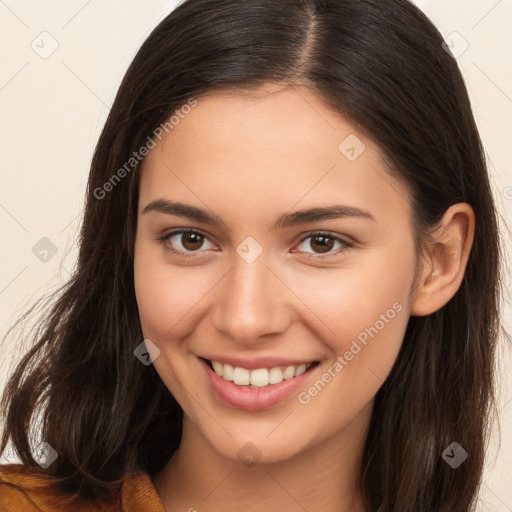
[199,358,318,412]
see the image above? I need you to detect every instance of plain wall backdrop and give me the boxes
[1,1,511,510]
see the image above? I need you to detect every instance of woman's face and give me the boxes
[134,83,418,464]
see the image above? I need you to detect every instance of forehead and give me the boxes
[138,84,412,227]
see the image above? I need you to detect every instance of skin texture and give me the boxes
[134,83,475,512]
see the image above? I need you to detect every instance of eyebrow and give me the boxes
[142,199,375,230]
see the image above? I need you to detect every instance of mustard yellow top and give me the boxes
[0,463,166,512]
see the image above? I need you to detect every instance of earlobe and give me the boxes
[411,203,475,317]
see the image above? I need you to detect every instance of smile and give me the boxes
[206,359,316,388]
[199,356,320,411]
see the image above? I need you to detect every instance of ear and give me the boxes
[411,203,475,317]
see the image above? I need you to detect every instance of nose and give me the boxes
[210,250,290,344]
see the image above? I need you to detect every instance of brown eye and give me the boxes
[180,232,204,251]
[158,229,215,257]
[309,235,335,253]
[295,232,352,258]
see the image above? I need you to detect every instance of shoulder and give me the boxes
[0,463,166,512]
[0,463,57,511]
[0,463,119,511]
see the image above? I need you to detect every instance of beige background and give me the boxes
[0,1,511,510]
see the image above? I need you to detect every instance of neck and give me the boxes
[153,401,373,512]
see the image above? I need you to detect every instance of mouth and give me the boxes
[200,357,320,388]
[199,356,320,411]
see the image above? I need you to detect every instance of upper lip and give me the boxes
[199,354,319,370]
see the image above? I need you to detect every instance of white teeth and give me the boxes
[295,364,307,376]
[249,368,269,387]
[233,367,250,385]
[269,367,283,384]
[223,363,234,381]
[283,366,295,380]
[212,361,223,376]
[208,360,314,387]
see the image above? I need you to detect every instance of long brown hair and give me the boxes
[1,0,505,510]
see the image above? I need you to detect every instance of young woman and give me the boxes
[0,0,504,511]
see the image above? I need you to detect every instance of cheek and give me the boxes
[295,252,414,422]
[134,263,213,341]
[133,235,220,341]
[133,248,211,408]
[293,244,415,396]
[299,249,414,341]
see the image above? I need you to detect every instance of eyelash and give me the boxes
[293,232,354,259]
[156,228,354,260]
